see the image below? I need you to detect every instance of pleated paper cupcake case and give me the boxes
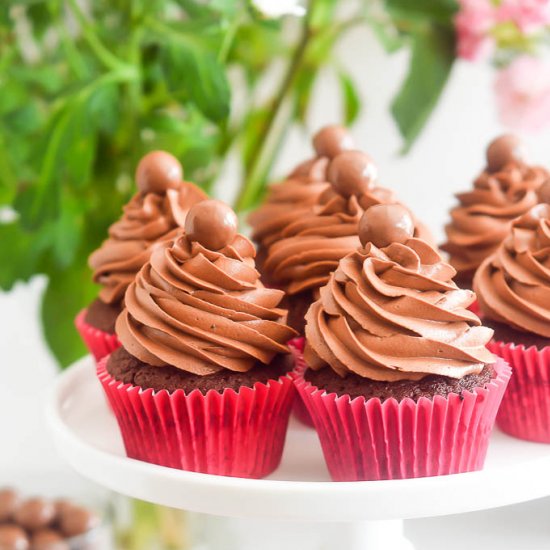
[292,353,511,481]
[75,309,121,362]
[97,356,296,478]
[489,340,550,443]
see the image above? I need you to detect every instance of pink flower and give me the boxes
[455,0,497,61]
[494,55,550,132]
[497,0,550,33]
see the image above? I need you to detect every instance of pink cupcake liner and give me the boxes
[292,352,511,481]
[75,309,120,362]
[489,340,550,443]
[468,300,481,317]
[97,355,296,478]
[287,338,315,427]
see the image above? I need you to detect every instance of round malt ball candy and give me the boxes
[59,506,99,539]
[185,199,238,251]
[537,179,550,205]
[13,498,55,532]
[312,125,355,159]
[31,529,69,550]
[0,489,19,522]
[359,204,414,248]
[328,151,378,198]
[52,500,73,520]
[0,525,29,550]
[486,134,524,173]
[135,151,183,195]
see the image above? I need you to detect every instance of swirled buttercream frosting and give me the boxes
[263,150,432,296]
[442,135,548,283]
[116,200,297,375]
[249,125,354,249]
[89,151,207,305]
[474,203,550,338]
[304,204,495,382]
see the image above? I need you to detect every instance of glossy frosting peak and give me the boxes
[90,182,207,305]
[305,238,494,381]
[116,233,296,375]
[474,204,550,337]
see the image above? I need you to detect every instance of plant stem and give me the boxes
[66,0,128,72]
[235,5,315,211]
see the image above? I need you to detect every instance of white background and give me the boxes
[1,25,550,549]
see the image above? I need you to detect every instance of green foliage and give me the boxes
[391,25,455,152]
[378,0,457,152]
[0,0,458,367]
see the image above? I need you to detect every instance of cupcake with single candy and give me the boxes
[262,150,433,331]
[293,204,511,481]
[474,181,550,442]
[248,125,354,270]
[97,200,297,478]
[76,151,207,361]
[442,134,548,288]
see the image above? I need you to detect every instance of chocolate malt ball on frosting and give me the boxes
[474,202,550,348]
[109,199,297,392]
[262,149,433,331]
[304,204,496,401]
[248,125,355,265]
[85,150,208,334]
[442,134,548,288]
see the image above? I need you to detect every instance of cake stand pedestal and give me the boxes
[47,358,550,550]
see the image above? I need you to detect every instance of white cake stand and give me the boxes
[47,358,550,550]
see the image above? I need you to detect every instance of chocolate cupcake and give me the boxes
[442,135,548,288]
[248,125,354,267]
[262,149,432,331]
[293,204,511,481]
[76,151,207,361]
[98,200,297,478]
[474,183,550,442]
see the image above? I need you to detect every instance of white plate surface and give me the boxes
[47,357,550,522]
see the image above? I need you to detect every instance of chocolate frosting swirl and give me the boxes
[304,237,494,381]
[90,183,207,305]
[116,231,297,375]
[474,204,550,337]
[442,146,548,282]
[263,185,432,296]
[248,157,330,249]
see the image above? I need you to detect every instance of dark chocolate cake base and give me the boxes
[305,364,496,402]
[482,318,549,351]
[84,298,121,334]
[282,290,314,333]
[107,346,293,394]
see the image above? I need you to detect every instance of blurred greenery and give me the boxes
[0,0,457,366]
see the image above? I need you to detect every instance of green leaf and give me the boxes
[338,71,361,125]
[0,222,38,290]
[367,18,405,53]
[41,263,98,368]
[52,193,84,268]
[161,38,230,122]
[391,25,455,153]
[384,0,458,23]
[15,95,97,228]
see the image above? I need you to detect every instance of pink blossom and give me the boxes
[497,0,550,33]
[455,0,497,61]
[494,55,550,132]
